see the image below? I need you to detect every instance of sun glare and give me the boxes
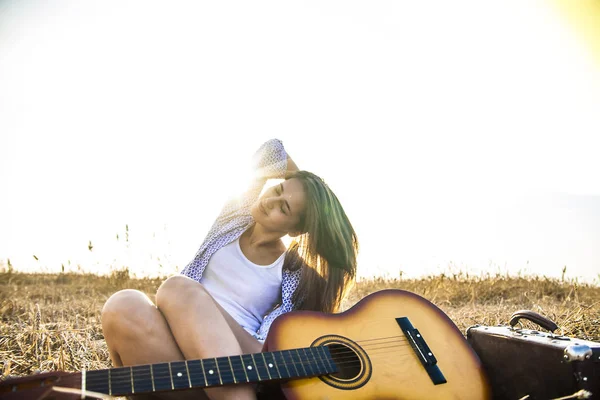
[0,1,599,282]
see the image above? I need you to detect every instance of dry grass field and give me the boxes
[1,270,599,379]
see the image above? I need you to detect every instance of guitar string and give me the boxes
[86,353,415,392]
[84,343,416,387]
[84,354,402,390]
[88,346,411,383]
[83,337,412,384]
[85,355,405,388]
[87,334,412,378]
[83,338,414,386]
[85,353,416,394]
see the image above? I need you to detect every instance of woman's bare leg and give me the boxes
[101,289,185,366]
[101,289,208,400]
[102,277,263,400]
[155,275,262,400]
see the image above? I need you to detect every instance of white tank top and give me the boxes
[200,237,284,336]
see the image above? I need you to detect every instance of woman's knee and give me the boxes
[156,275,210,311]
[101,289,156,336]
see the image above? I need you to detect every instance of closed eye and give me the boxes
[277,184,291,214]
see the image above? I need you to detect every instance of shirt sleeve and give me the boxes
[251,138,288,180]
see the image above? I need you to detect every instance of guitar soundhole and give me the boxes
[311,334,372,390]
[327,343,361,380]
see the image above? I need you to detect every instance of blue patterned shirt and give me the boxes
[180,139,301,342]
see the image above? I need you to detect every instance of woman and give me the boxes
[101,139,359,400]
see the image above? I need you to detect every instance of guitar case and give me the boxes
[466,310,600,400]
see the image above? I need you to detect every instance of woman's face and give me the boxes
[251,178,307,234]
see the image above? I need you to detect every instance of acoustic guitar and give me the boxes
[0,289,491,399]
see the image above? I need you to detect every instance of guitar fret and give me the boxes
[241,354,259,382]
[260,353,272,380]
[311,348,324,374]
[168,363,174,390]
[150,364,155,392]
[305,347,326,374]
[262,352,281,380]
[216,356,235,385]
[319,346,336,373]
[254,353,269,381]
[109,366,133,395]
[152,363,172,392]
[187,360,206,388]
[184,360,192,389]
[216,358,223,385]
[273,351,291,379]
[170,361,191,390]
[282,349,300,377]
[228,357,237,384]
[85,369,109,395]
[200,359,209,387]
[202,358,220,386]
[301,348,317,376]
[108,368,113,395]
[239,355,249,382]
[250,353,263,380]
[230,355,248,384]
[130,366,134,394]
[215,358,222,385]
[132,365,152,394]
[304,348,317,375]
[294,349,308,376]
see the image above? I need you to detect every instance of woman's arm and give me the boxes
[251,139,289,180]
[286,155,299,174]
[181,139,292,278]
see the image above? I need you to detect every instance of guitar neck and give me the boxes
[84,346,336,397]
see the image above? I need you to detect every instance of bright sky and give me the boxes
[1,0,599,282]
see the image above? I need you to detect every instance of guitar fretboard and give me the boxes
[85,346,336,396]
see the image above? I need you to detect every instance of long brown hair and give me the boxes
[283,171,359,313]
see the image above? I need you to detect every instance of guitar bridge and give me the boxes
[396,317,447,385]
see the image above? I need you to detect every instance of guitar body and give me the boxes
[264,289,491,400]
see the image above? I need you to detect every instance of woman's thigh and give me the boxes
[212,300,263,355]
[156,275,263,356]
[105,287,260,400]
[102,289,187,366]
